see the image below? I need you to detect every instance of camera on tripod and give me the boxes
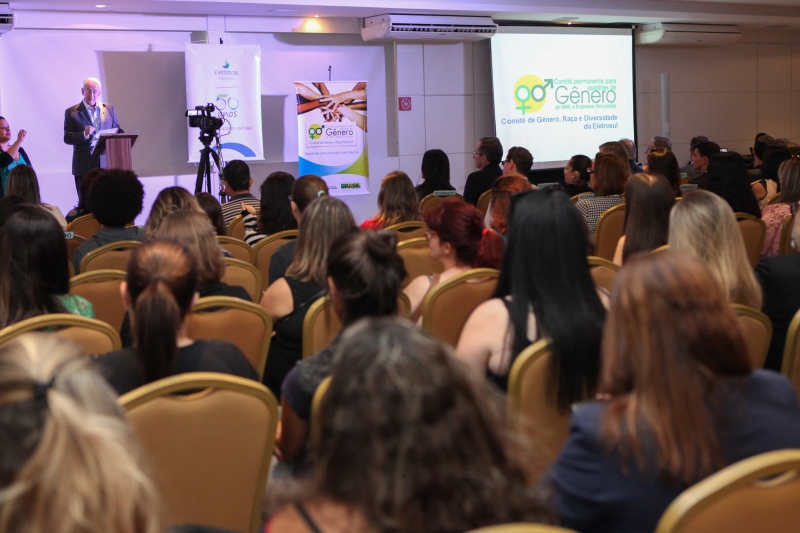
[186,104,223,134]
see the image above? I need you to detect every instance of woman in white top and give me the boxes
[6,164,67,229]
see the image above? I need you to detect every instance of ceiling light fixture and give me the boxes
[95,4,110,7]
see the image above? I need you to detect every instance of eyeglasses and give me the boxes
[501,159,511,166]
[424,229,437,241]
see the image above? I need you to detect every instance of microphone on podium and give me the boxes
[102,103,124,133]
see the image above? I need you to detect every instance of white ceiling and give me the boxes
[9,0,800,28]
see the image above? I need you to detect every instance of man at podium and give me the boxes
[63,77,122,198]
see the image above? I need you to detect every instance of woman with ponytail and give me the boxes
[97,239,257,395]
[0,334,161,533]
[404,201,504,323]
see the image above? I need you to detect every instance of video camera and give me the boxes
[185,104,223,134]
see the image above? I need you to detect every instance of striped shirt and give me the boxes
[221,193,260,226]
[575,195,625,238]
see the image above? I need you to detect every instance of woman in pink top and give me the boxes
[759,158,800,258]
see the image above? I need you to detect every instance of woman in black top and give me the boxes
[415,149,455,201]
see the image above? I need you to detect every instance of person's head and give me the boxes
[646,136,672,154]
[761,146,792,181]
[420,149,451,191]
[0,334,161,533]
[669,190,762,308]
[82,77,102,107]
[423,201,504,269]
[155,210,225,286]
[0,205,71,329]
[144,186,201,237]
[194,192,226,236]
[123,239,199,384]
[88,169,145,228]
[0,195,27,230]
[78,167,106,212]
[312,317,551,531]
[326,230,406,324]
[503,146,533,177]
[259,171,297,235]
[621,173,675,262]
[290,174,329,220]
[598,141,630,163]
[489,175,533,234]
[286,196,356,286]
[591,153,629,196]
[777,158,800,205]
[690,141,721,174]
[689,135,709,154]
[221,159,252,195]
[498,189,605,412]
[706,151,761,218]
[619,138,636,161]
[0,116,11,145]
[375,171,421,227]
[564,154,592,188]
[644,148,681,195]
[473,136,503,169]
[753,133,776,164]
[6,165,41,204]
[600,251,751,485]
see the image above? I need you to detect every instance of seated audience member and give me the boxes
[0,194,26,229]
[0,334,161,533]
[753,146,791,205]
[687,141,721,189]
[613,173,674,265]
[269,174,329,285]
[679,135,709,179]
[259,196,355,397]
[706,152,762,218]
[65,167,104,223]
[266,318,553,533]
[415,149,456,201]
[669,190,762,308]
[644,147,682,196]
[575,152,628,238]
[486,175,532,235]
[404,201,504,322]
[143,186,202,238]
[750,133,775,172]
[6,164,67,229]
[600,140,641,176]
[278,229,406,467]
[756,211,800,371]
[563,154,593,197]
[243,171,297,245]
[361,171,422,230]
[72,169,145,273]
[760,158,800,258]
[0,205,94,329]
[645,135,672,155]
[220,159,260,226]
[619,137,638,163]
[458,189,605,395]
[549,251,800,533]
[501,146,535,181]
[464,136,504,205]
[195,192,226,236]
[96,239,257,395]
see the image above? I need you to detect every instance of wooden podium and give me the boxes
[93,133,137,170]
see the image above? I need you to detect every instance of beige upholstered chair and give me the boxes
[419,192,465,214]
[216,235,254,264]
[735,213,767,268]
[477,189,493,217]
[396,237,444,289]
[311,375,332,447]
[765,192,782,206]
[385,221,427,242]
[781,308,800,399]
[655,449,800,533]
[66,213,102,239]
[730,303,772,368]
[226,214,246,240]
[467,524,579,533]
[421,268,499,347]
[79,240,141,274]
[221,258,262,302]
[252,229,298,287]
[587,256,620,292]
[0,314,121,354]
[65,233,87,264]
[184,296,272,378]
[593,204,626,261]
[120,373,278,533]
[302,296,343,359]
[779,215,796,255]
[69,269,127,332]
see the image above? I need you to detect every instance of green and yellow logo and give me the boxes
[308,124,324,140]
[514,75,554,115]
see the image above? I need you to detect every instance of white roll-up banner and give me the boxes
[295,81,369,196]
[185,44,264,163]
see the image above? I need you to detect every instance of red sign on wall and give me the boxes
[398,97,412,111]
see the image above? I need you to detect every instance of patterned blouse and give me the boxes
[575,195,625,238]
[759,204,791,259]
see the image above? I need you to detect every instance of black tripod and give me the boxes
[194,131,223,197]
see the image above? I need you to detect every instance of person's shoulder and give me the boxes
[267,498,371,533]
[756,252,800,279]
[749,370,798,401]
[65,102,83,114]
[569,401,607,436]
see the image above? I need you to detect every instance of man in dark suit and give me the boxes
[463,136,503,206]
[63,77,122,199]
[687,141,720,190]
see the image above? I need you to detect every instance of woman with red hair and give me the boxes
[404,201,504,322]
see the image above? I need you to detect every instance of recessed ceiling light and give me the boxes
[95,4,110,7]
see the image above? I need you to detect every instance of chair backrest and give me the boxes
[185,296,272,378]
[302,296,343,359]
[730,303,772,368]
[781,308,800,399]
[0,313,121,354]
[65,233,87,264]
[765,192,783,206]
[779,214,796,255]
[226,214,246,240]
[216,236,254,264]
[477,189,493,216]
[385,221,427,242]
[467,524,580,533]
[419,192,465,214]
[593,204,626,260]
[587,256,620,292]
[311,375,332,448]
[252,230,298,288]
[396,237,443,288]
[397,292,411,319]
[422,268,500,347]
[735,213,767,268]
[652,244,670,253]
[221,258,262,302]
[120,373,278,533]
[654,449,800,533]
[79,240,141,274]
[69,269,127,332]
[66,213,102,239]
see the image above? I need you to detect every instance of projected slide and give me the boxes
[491,27,635,168]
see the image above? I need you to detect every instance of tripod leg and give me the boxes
[195,151,207,194]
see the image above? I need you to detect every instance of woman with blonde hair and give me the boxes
[759,158,800,258]
[669,189,762,308]
[0,333,161,533]
[361,171,421,229]
[144,186,203,237]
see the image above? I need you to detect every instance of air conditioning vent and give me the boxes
[0,3,13,36]
[362,15,497,41]
[636,24,742,46]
